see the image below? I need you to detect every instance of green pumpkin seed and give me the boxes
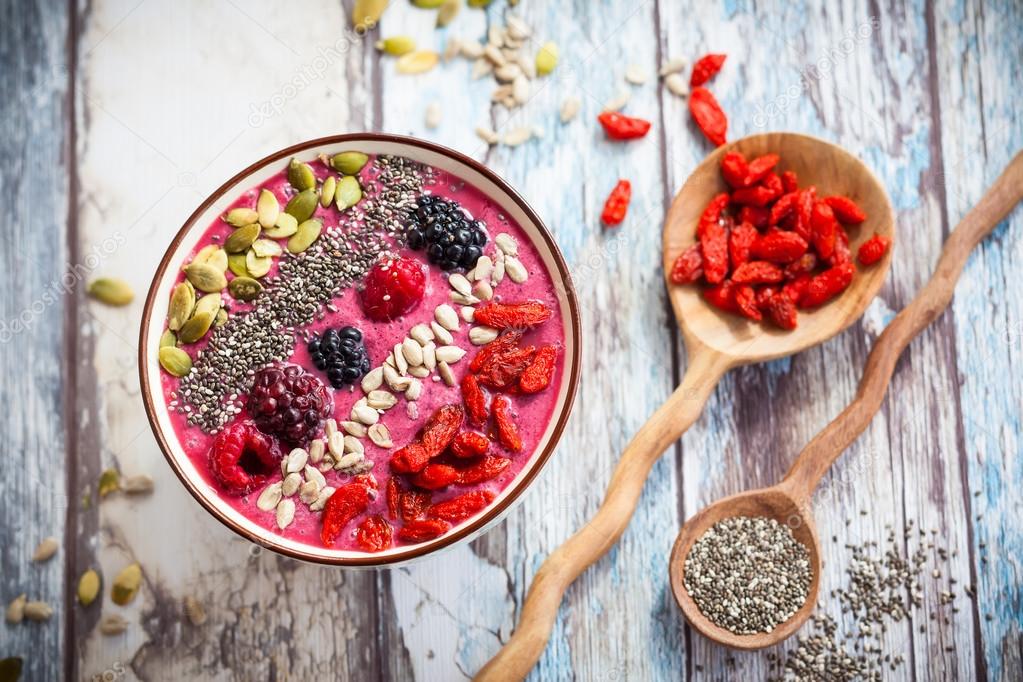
[287,219,323,254]
[193,245,228,272]
[320,175,337,208]
[396,50,439,74]
[159,346,193,376]
[331,151,369,175]
[193,292,222,318]
[167,282,196,330]
[98,468,120,497]
[352,0,387,29]
[251,238,282,258]
[159,329,177,348]
[227,252,251,277]
[284,189,319,223]
[225,207,258,227]
[287,158,316,191]
[467,0,491,6]
[224,223,261,254]
[78,569,101,606]
[437,0,460,26]
[214,308,228,327]
[183,263,227,292]
[263,212,298,238]
[246,250,273,278]
[0,657,23,682]
[335,176,363,211]
[256,189,280,228]
[111,563,142,606]
[376,36,416,55]
[178,310,214,343]
[412,0,444,6]
[87,278,133,306]
[228,276,263,301]
[536,41,558,75]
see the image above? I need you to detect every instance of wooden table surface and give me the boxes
[2,0,1021,679]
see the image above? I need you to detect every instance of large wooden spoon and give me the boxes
[476,133,896,681]
[669,149,1023,650]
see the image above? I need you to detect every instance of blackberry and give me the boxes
[405,194,487,271]
[248,364,332,445]
[308,326,372,388]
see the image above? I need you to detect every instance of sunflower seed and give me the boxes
[404,379,424,402]
[305,465,326,490]
[435,304,459,331]
[184,595,207,625]
[340,421,365,439]
[435,346,466,364]
[512,75,529,104]
[664,73,688,98]
[451,291,480,306]
[503,127,532,146]
[429,323,453,348]
[352,403,380,425]
[78,569,100,606]
[536,41,558,75]
[397,50,439,74]
[368,423,393,448]
[32,537,59,562]
[422,341,437,370]
[659,57,687,77]
[288,448,309,473]
[472,279,494,301]
[327,432,345,459]
[505,255,528,283]
[401,338,424,366]
[476,125,499,144]
[425,102,442,129]
[6,595,26,623]
[310,486,334,511]
[257,482,284,511]
[304,440,323,465]
[461,306,475,322]
[100,613,129,635]
[121,474,154,495]
[625,63,648,85]
[469,325,499,345]
[491,85,513,102]
[282,473,302,497]
[409,323,434,345]
[473,255,494,281]
[367,390,398,410]
[325,418,339,439]
[438,361,456,387]
[392,341,409,374]
[437,0,460,26]
[448,273,472,296]
[461,41,484,59]
[603,90,630,111]
[506,14,531,39]
[299,480,320,504]
[472,58,494,80]
[492,257,505,285]
[276,498,296,529]
[87,277,134,306]
[361,366,384,392]
[184,263,227,292]
[494,63,521,82]
[24,600,53,621]
[409,365,431,378]
[287,218,323,254]
[383,364,412,391]
[493,232,517,255]
[344,435,365,455]
[336,452,365,470]
[111,563,141,606]
[159,346,193,377]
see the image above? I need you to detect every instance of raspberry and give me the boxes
[208,422,281,495]
[398,518,450,543]
[428,490,496,522]
[355,515,392,553]
[457,456,511,486]
[248,364,332,445]
[473,301,553,329]
[360,255,426,322]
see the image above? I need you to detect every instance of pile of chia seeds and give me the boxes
[684,516,813,635]
[171,155,424,432]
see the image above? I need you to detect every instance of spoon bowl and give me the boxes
[664,132,895,362]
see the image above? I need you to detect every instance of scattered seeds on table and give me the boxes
[78,569,101,606]
[476,126,499,145]
[397,50,440,75]
[602,90,631,112]
[99,613,129,635]
[425,102,442,129]
[437,0,460,26]
[23,601,53,621]
[560,97,581,123]
[32,537,59,562]
[535,41,558,75]
[98,468,120,497]
[5,594,26,623]
[121,474,154,494]
[111,563,142,606]
[87,277,134,306]
[625,64,648,84]
[376,35,416,56]
[184,595,207,626]
[659,57,687,77]
[664,73,688,98]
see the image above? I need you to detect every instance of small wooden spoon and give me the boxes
[669,149,1023,650]
[476,133,895,681]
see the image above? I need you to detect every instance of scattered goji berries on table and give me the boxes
[597,112,652,140]
[689,86,728,147]
[601,179,632,226]
[690,53,727,87]
[668,149,890,329]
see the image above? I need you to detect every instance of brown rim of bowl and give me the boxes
[138,133,582,567]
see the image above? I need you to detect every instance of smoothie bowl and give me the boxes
[139,134,580,566]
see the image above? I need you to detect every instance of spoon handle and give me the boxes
[475,344,731,682]
[782,150,1023,501]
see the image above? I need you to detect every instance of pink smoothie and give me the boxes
[159,153,566,553]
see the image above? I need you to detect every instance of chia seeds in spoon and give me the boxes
[684,515,813,635]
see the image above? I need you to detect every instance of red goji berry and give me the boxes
[794,187,816,241]
[738,205,770,229]
[720,151,749,188]
[601,179,632,226]
[768,192,799,226]
[782,274,811,305]
[734,284,762,321]
[761,171,783,198]
[801,262,855,307]
[810,201,838,259]
[451,431,490,458]
[355,515,393,553]
[828,227,851,267]
[689,87,727,146]
[702,280,739,313]
[429,490,497,522]
[353,473,378,492]
[731,184,778,207]
[470,330,524,372]
[461,374,488,425]
[473,301,553,329]
[697,192,731,237]
[781,170,799,193]
[398,518,451,543]
[421,404,464,457]
[390,442,432,474]
[700,216,729,284]
[756,285,778,309]
[764,292,798,330]
[729,221,759,269]
[669,244,704,284]
[518,345,558,394]
[783,253,818,279]
[457,456,512,486]
[412,463,460,490]
[690,53,727,86]
[321,482,371,547]
[743,154,780,186]
[857,233,891,265]
[477,346,536,391]
[823,195,867,224]
[387,477,401,519]
[491,395,522,452]
[398,488,431,522]
[750,231,808,264]
[732,261,784,284]
[597,112,651,140]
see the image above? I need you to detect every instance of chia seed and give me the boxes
[175,155,425,431]
[684,516,813,635]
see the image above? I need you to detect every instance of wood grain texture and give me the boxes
[0,0,1019,680]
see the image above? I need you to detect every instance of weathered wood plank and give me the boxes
[0,1,71,680]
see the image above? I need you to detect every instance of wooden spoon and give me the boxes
[669,149,1023,650]
[476,133,896,681]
